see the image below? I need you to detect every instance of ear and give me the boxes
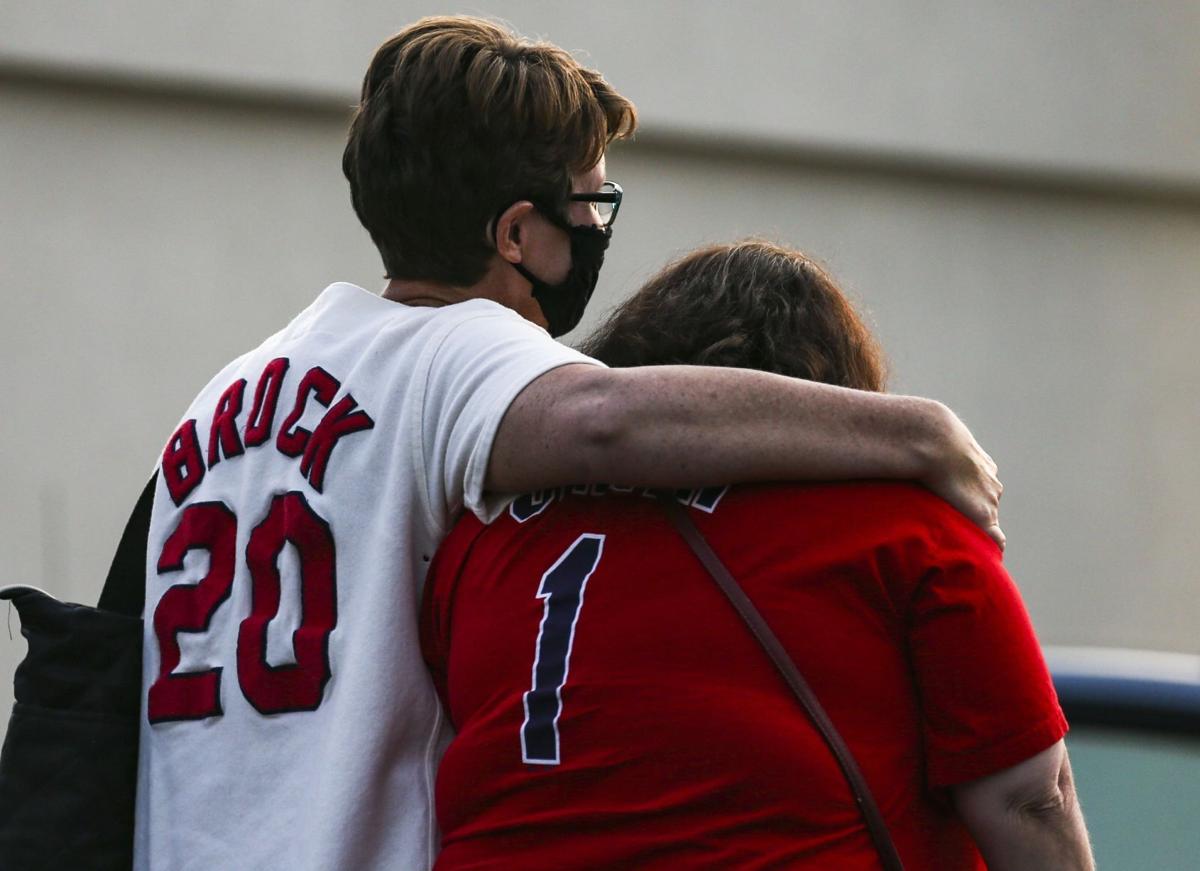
[493,201,536,264]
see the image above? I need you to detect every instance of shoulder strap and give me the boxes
[97,473,158,617]
[656,493,905,871]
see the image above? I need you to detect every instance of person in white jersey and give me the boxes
[134,16,1005,871]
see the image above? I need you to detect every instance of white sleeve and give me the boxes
[417,305,604,529]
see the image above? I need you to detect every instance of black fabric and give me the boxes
[510,220,610,338]
[98,473,156,617]
[3,587,143,716]
[0,474,154,871]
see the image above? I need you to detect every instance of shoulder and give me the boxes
[718,481,999,559]
[424,298,600,372]
[722,479,961,522]
[431,298,548,338]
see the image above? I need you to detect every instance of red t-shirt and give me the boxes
[420,482,1067,870]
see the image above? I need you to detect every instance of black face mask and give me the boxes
[504,205,611,337]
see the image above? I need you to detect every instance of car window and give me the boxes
[1069,726,1200,869]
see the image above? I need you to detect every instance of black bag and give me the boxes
[0,475,155,871]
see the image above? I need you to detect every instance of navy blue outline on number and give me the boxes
[521,533,606,765]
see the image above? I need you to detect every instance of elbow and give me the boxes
[1009,779,1074,823]
[555,370,632,479]
[954,742,1093,871]
[1008,753,1079,823]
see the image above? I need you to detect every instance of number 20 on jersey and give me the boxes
[147,491,337,723]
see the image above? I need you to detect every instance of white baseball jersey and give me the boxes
[133,282,599,870]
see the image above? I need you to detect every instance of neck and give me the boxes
[381,258,528,315]
[382,278,462,307]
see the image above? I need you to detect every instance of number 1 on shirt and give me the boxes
[521,533,606,765]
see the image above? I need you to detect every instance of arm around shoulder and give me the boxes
[487,363,1004,547]
[952,740,1094,871]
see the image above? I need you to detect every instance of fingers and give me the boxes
[973,441,999,477]
[968,469,1004,550]
[970,494,1003,551]
[982,478,1004,550]
[923,417,1005,549]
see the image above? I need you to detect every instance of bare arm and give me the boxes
[486,363,1004,546]
[952,741,1094,871]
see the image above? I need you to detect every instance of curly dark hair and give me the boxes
[342,16,637,286]
[580,240,888,392]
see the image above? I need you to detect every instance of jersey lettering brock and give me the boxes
[149,357,372,723]
[160,357,375,506]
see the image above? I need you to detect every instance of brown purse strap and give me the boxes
[657,494,905,871]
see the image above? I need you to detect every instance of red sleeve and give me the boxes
[905,499,1068,788]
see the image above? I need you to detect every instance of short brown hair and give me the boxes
[580,240,889,392]
[343,16,637,285]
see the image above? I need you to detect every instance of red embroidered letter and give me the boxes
[276,367,339,458]
[162,419,205,506]
[208,379,247,468]
[244,357,290,448]
[300,395,375,492]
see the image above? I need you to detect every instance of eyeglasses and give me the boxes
[568,180,622,228]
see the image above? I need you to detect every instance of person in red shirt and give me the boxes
[421,241,1093,870]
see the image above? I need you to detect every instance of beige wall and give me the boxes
[2,2,1198,735]
[600,144,1200,652]
[5,1,1198,183]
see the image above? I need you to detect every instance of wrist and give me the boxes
[896,395,951,481]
